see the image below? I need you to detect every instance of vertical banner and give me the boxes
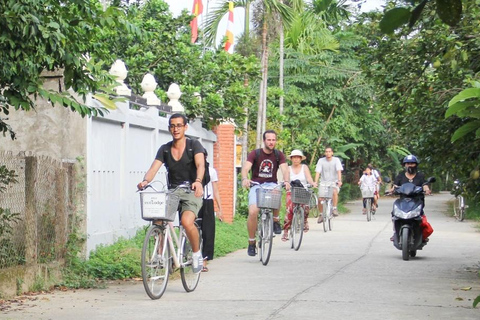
[224,1,234,53]
[190,0,204,43]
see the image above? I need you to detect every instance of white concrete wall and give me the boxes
[85,101,216,253]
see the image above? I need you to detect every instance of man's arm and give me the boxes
[212,180,223,220]
[314,172,320,184]
[193,152,205,197]
[137,159,163,190]
[337,170,343,186]
[279,162,291,191]
[241,161,253,188]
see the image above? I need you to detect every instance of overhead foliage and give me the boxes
[379,0,463,34]
[98,0,261,129]
[0,0,130,139]
[357,0,480,190]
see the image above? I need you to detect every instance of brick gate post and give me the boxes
[212,124,236,223]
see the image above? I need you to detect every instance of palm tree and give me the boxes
[203,0,294,148]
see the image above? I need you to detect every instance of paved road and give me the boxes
[2,192,479,320]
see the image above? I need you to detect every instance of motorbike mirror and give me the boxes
[426,176,436,183]
[383,177,391,183]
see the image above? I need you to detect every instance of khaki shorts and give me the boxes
[171,188,203,217]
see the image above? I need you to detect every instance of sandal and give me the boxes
[202,266,209,272]
[281,234,289,242]
[304,222,309,233]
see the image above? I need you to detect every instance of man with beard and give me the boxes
[241,130,290,257]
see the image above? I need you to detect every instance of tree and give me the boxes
[0,0,128,139]
[98,0,261,129]
[357,0,480,192]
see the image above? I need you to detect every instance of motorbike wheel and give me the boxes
[410,250,417,257]
[401,229,410,261]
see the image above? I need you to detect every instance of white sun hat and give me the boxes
[288,149,306,160]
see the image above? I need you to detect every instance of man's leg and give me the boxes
[272,208,282,234]
[317,197,324,223]
[332,189,339,216]
[182,210,200,252]
[247,204,259,256]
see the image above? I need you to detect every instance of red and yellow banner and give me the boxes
[224,1,234,53]
[190,0,204,43]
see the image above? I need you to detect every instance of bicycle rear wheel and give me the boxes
[141,225,170,300]
[259,210,273,266]
[366,199,372,222]
[290,205,304,251]
[180,226,202,292]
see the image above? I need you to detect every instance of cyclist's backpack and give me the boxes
[252,148,280,169]
[163,138,211,186]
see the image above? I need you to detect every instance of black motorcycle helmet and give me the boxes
[402,154,419,165]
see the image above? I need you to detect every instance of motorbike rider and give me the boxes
[389,154,433,241]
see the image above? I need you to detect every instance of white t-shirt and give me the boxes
[204,166,218,200]
[315,157,343,183]
[359,174,377,190]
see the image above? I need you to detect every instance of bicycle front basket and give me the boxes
[140,191,180,221]
[361,187,375,198]
[291,187,311,205]
[318,183,334,198]
[256,188,282,209]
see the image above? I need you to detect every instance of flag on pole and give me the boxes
[190,0,203,43]
[224,1,234,53]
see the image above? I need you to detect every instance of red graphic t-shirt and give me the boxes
[247,149,286,184]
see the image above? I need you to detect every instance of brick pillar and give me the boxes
[213,124,236,223]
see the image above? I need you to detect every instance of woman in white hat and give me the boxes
[282,150,317,241]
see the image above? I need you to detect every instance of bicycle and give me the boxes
[251,182,283,266]
[361,186,376,222]
[308,188,319,218]
[452,179,468,221]
[138,181,203,299]
[289,185,313,251]
[318,182,336,232]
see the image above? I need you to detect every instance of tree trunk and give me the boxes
[279,2,284,119]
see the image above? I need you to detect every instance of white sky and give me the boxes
[164,0,385,50]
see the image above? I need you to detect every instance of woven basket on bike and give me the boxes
[361,187,375,198]
[140,191,180,221]
[318,182,334,198]
[291,187,312,205]
[256,188,282,209]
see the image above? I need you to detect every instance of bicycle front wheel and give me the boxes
[180,226,202,292]
[290,205,304,251]
[327,200,333,231]
[454,196,465,221]
[259,210,273,266]
[141,225,170,300]
[322,200,328,232]
[366,199,372,222]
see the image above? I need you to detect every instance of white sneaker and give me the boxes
[192,252,203,274]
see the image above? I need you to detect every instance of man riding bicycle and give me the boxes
[241,130,291,256]
[314,146,343,222]
[137,113,205,273]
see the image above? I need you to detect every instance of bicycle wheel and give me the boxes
[290,205,304,251]
[180,226,202,292]
[259,210,273,266]
[456,196,465,221]
[366,199,372,222]
[327,200,333,231]
[141,225,170,300]
[322,200,328,232]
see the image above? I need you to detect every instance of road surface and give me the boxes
[1,192,479,320]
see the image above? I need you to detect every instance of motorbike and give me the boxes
[384,176,436,261]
